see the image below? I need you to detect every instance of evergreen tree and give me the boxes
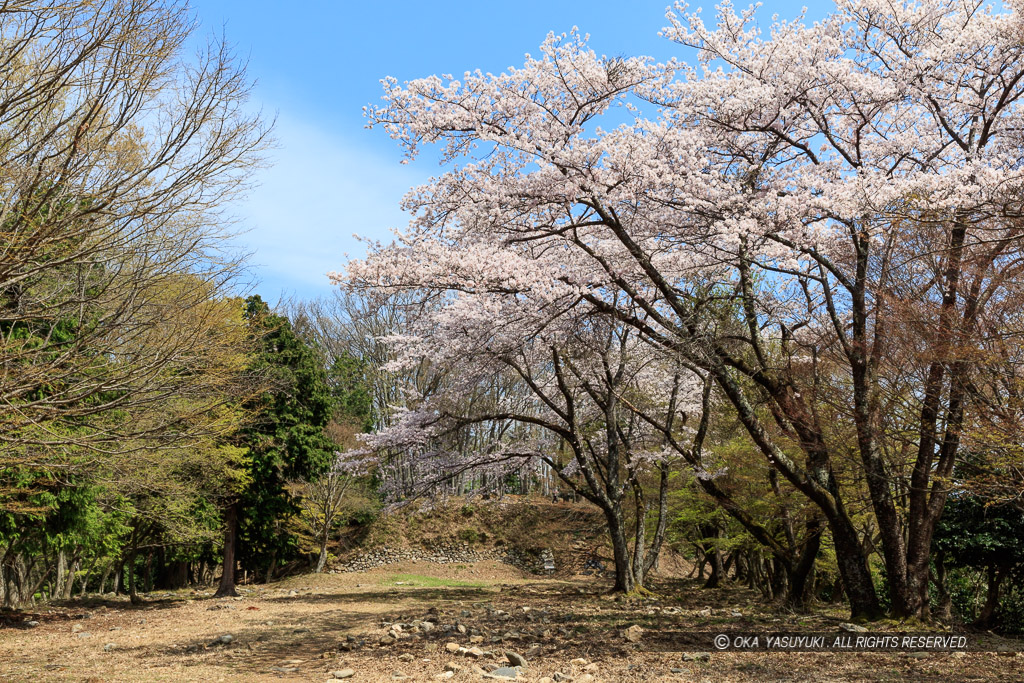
[215,296,334,596]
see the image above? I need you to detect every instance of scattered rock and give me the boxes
[211,634,234,646]
[505,651,528,667]
[484,667,519,680]
[331,670,355,679]
[569,658,589,666]
[681,652,710,662]
[670,668,689,674]
[623,624,644,643]
[445,642,461,653]
[466,646,484,658]
[470,635,484,644]
[76,632,92,639]
[398,654,414,663]
[434,672,454,680]
[103,643,116,652]
[379,635,397,646]
[552,673,573,682]
[26,621,39,628]
[444,662,462,672]
[839,623,868,633]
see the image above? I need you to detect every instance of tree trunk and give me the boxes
[712,365,882,618]
[98,564,111,595]
[144,550,154,593]
[605,504,636,593]
[769,556,787,601]
[127,530,142,605]
[630,495,648,589]
[831,521,882,619]
[63,559,78,600]
[784,522,822,611]
[127,553,139,605]
[113,559,123,595]
[830,575,846,604]
[933,554,952,622]
[265,549,278,584]
[79,560,92,598]
[55,549,67,599]
[167,561,189,589]
[976,564,1006,627]
[315,527,329,573]
[701,524,723,589]
[214,502,240,598]
[641,464,671,580]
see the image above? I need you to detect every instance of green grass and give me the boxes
[382,573,487,588]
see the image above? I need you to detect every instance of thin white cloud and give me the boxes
[235,112,425,301]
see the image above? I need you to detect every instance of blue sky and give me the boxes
[188,1,820,303]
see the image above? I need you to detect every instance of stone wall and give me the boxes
[333,543,539,574]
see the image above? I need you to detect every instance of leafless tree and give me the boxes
[0,0,270,469]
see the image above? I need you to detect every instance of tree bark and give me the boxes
[55,549,67,600]
[62,559,78,600]
[605,504,636,593]
[214,502,240,598]
[702,524,723,589]
[784,521,822,611]
[315,526,329,573]
[933,555,952,622]
[127,529,142,605]
[976,564,1006,627]
[98,563,111,595]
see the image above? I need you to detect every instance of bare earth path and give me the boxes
[1,561,1020,682]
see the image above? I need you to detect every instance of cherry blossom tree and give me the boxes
[344,0,1024,618]
[339,280,704,592]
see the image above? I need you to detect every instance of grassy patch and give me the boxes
[382,573,487,588]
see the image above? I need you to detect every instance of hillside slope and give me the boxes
[331,496,690,579]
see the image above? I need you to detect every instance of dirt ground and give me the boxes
[1,561,1021,682]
